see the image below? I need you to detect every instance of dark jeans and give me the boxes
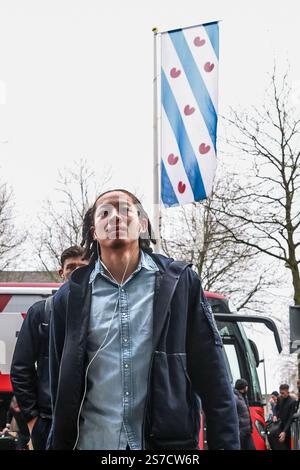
[31,417,52,450]
[240,433,256,450]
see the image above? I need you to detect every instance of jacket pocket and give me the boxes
[149,351,198,448]
[200,300,223,347]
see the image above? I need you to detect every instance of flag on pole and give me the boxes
[160,21,219,207]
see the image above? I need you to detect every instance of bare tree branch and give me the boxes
[0,179,25,270]
[223,69,300,304]
[32,158,111,270]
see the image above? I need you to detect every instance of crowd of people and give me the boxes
[232,379,300,451]
[265,381,300,450]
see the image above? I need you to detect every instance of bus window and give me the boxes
[216,320,263,406]
[238,324,262,404]
[223,343,241,386]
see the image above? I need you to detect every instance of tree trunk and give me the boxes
[291,264,300,306]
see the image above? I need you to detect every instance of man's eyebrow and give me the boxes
[97,201,132,208]
[95,203,111,211]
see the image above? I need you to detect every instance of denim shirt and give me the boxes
[77,250,159,450]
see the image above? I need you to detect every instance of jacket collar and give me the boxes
[69,251,175,294]
[68,251,189,352]
[89,250,159,284]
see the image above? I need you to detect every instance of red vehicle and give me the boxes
[0,283,60,429]
[0,284,281,449]
[204,291,282,450]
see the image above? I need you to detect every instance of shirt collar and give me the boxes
[89,250,158,284]
[139,249,159,272]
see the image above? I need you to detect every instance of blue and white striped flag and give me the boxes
[160,21,219,207]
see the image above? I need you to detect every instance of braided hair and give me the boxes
[81,189,156,261]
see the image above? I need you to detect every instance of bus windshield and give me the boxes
[216,320,263,405]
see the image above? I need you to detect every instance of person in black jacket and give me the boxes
[269,383,296,450]
[234,379,255,450]
[47,189,240,450]
[10,246,88,450]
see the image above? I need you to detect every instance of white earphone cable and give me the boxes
[74,244,134,449]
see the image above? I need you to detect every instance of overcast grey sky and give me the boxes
[0,0,299,390]
[0,0,299,223]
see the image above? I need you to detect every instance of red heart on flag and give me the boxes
[184,105,195,116]
[178,181,186,193]
[167,154,179,165]
[170,67,181,78]
[194,37,206,47]
[199,143,211,154]
[204,62,214,73]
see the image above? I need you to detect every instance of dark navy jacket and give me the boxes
[11,300,52,422]
[48,253,239,450]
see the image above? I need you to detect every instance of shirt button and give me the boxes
[125,392,129,396]
[124,364,129,368]
[124,338,128,343]
[122,313,126,317]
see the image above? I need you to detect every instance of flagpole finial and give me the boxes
[152,27,158,34]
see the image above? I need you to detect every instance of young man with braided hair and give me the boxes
[48,189,239,450]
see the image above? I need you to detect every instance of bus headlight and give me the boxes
[255,420,266,439]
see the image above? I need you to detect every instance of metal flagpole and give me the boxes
[152,27,161,253]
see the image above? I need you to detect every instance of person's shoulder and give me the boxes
[148,252,174,269]
[26,299,46,317]
[148,252,200,289]
[48,285,68,323]
[19,300,46,329]
[149,252,194,272]
[53,282,69,307]
[186,265,199,278]
[288,395,297,403]
[55,281,69,295]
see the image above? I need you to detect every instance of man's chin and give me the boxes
[105,238,132,249]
